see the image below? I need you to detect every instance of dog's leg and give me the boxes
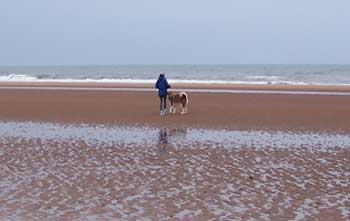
[181,104,185,115]
[185,101,189,114]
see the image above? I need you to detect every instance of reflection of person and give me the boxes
[158,128,169,152]
[155,73,171,116]
[158,128,169,146]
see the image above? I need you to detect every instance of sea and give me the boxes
[0,64,349,85]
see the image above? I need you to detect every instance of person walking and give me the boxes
[155,73,171,116]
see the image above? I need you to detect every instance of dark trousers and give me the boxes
[159,95,167,111]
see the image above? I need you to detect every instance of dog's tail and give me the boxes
[180,92,189,106]
[179,92,188,101]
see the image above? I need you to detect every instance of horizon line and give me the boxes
[0,63,350,67]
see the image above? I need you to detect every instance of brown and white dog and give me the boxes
[168,92,189,115]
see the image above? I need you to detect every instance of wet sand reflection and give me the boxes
[158,128,169,152]
[0,121,349,220]
[158,128,188,152]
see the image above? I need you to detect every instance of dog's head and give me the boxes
[168,91,175,97]
[167,92,177,104]
[168,91,176,99]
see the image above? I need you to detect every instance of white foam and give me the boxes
[246,75,281,80]
[0,74,349,86]
[0,74,38,81]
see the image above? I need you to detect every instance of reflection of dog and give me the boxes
[168,128,188,140]
[158,128,187,149]
[168,92,189,114]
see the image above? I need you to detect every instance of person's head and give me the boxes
[158,73,165,79]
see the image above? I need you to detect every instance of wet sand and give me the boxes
[0,83,350,132]
[0,123,349,220]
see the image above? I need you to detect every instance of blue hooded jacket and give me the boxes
[155,74,171,97]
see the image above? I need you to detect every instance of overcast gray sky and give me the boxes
[1,0,349,65]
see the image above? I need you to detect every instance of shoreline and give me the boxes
[1,81,350,92]
[1,86,350,96]
[1,83,350,132]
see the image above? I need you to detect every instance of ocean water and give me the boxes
[0,64,349,85]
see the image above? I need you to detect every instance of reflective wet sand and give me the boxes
[0,121,349,220]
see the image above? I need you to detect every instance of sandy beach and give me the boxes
[0,83,350,132]
[0,83,349,220]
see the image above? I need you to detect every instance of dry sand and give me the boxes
[0,83,350,132]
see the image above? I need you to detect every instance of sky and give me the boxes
[0,0,349,65]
